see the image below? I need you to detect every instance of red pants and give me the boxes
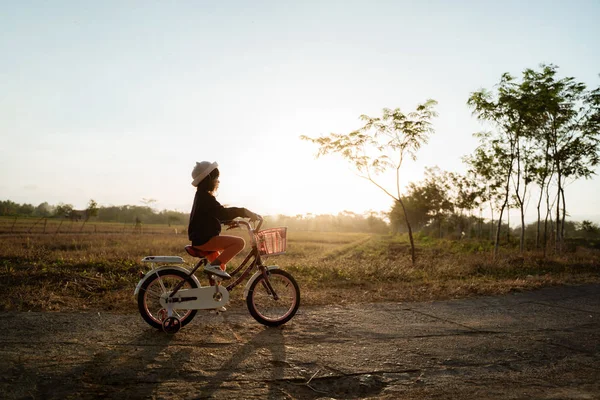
[194,235,245,270]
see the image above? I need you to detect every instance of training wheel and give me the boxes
[162,316,181,334]
[157,309,168,322]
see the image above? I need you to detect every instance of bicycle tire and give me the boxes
[247,269,300,327]
[137,268,198,330]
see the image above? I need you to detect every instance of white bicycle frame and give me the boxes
[134,255,279,309]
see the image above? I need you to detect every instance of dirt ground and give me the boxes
[1,284,599,400]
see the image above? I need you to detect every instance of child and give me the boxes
[188,161,261,279]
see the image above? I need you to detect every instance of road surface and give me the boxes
[1,284,598,399]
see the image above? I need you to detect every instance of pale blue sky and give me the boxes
[1,1,599,221]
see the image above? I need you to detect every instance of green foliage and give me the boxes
[95,205,187,225]
[578,220,600,236]
[466,64,600,254]
[0,200,37,216]
[86,199,99,219]
[34,202,52,217]
[389,167,456,234]
[53,203,74,218]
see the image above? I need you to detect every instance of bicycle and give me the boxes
[134,218,300,333]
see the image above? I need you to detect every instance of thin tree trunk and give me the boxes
[513,138,525,252]
[535,182,544,248]
[520,180,528,252]
[55,218,64,235]
[543,211,549,257]
[544,195,553,257]
[495,205,505,257]
[496,150,515,257]
[489,201,495,242]
[543,171,555,255]
[553,123,563,252]
[495,179,511,257]
[536,147,551,249]
[479,208,483,239]
[397,199,416,265]
[560,186,567,240]
[520,210,525,252]
[555,171,562,252]
[506,204,510,245]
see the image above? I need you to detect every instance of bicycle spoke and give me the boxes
[251,272,298,321]
[144,274,194,324]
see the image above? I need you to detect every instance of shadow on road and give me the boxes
[201,326,286,399]
[31,328,180,399]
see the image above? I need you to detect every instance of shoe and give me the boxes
[204,264,231,279]
[211,306,227,314]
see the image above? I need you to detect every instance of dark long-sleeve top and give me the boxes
[188,189,251,246]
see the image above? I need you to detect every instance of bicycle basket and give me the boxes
[256,227,287,256]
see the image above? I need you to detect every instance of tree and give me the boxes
[0,200,19,216]
[389,183,432,233]
[467,65,600,255]
[77,199,100,232]
[445,170,485,239]
[365,211,389,234]
[86,199,99,222]
[301,99,438,264]
[54,203,73,218]
[522,65,600,250]
[390,167,454,237]
[34,202,52,217]
[469,72,534,255]
[463,145,505,241]
[17,203,34,216]
[464,129,516,256]
[577,220,599,238]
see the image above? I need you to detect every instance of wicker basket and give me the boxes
[256,227,287,256]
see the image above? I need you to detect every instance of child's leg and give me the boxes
[195,235,245,266]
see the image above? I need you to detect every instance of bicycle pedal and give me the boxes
[210,306,227,314]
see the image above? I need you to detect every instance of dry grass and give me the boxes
[0,230,599,312]
[0,216,186,235]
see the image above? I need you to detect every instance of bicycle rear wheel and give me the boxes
[247,269,300,327]
[137,268,198,329]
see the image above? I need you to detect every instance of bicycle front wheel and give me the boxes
[137,268,198,329]
[247,269,300,327]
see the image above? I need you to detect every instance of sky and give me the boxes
[1,0,599,223]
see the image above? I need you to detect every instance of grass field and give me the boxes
[1,224,599,313]
[0,216,186,235]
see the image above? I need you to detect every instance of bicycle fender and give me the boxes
[134,266,201,296]
[243,266,280,300]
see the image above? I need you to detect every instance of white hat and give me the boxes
[191,161,219,187]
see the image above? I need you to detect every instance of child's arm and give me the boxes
[208,196,259,222]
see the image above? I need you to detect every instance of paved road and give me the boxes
[1,284,599,399]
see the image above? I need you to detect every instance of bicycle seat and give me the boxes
[185,245,218,259]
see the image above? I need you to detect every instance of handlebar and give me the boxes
[224,217,263,248]
[224,217,263,233]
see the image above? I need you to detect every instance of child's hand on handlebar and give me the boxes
[245,210,262,222]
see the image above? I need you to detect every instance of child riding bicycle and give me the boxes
[188,161,261,280]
